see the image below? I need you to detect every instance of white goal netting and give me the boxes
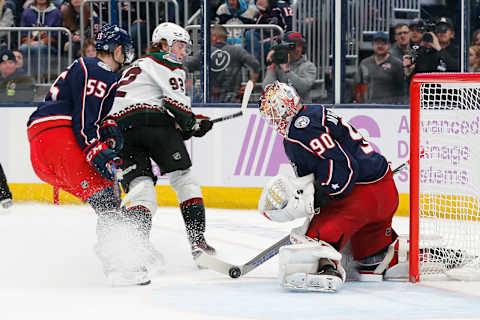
[417,80,480,281]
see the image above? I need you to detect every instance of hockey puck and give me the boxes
[229,266,241,278]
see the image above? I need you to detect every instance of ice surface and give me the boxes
[1,204,479,320]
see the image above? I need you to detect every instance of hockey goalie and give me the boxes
[257,81,408,292]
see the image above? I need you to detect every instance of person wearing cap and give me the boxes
[390,23,411,61]
[263,31,317,103]
[403,16,458,81]
[409,18,426,46]
[0,49,35,102]
[355,31,405,104]
[433,17,459,71]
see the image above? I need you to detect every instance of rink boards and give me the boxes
[0,105,412,215]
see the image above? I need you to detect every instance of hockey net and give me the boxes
[409,73,480,282]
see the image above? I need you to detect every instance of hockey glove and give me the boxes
[100,117,124,152]
[85,141,123,180]
[193,115,213,137]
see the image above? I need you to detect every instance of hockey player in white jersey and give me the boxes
[109,22,216,265]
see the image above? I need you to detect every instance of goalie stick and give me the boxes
[196,160,412,278]
[211,80,254,123]
[195,234,291,278]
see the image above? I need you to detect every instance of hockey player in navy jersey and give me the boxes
[257,81,401,292]
[27,25,164,286]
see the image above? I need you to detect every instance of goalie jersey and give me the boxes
[284,106,389,200]
[109,51,196,132]
[27,57,119,150]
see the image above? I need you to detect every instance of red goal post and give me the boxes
[409,73,480,283]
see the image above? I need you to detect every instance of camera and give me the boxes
[407,44,431,65]
[271,39,296,65]
[411,19,436,43]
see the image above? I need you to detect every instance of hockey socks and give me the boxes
[180,198,216,256]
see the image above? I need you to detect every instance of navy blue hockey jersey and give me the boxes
[27,57,119,150]
[284,106,389,200]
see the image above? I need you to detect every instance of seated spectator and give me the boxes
[12,49,25,74]
[215,0,258,45]
[61,0,99,58]
[184,24,260,103]
[0,0,14,45]
[81,37,95,57]
[472,28,480,47]
[0,48,35,102]
[245,0,293,63]
[355,32,405,104]
[263,31,316,103]
[19,0,61,77]
[469,45,480,72]
[390,23,411,61]
[20,0,61,51]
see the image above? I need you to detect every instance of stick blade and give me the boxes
[195,251,236,276]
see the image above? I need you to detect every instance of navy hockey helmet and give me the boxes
[95,24,135,64]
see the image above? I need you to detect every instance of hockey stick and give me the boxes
[392,160,409,175]
[197,161,412,278]
[108,163,145,208]
[195,234,291,278]
[211,80,254,123]
[109,163,122,202]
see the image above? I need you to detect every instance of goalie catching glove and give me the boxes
[258,174,316,222]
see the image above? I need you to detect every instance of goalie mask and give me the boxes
[258,81,300,137]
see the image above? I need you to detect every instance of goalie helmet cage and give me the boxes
[409,73,480,283]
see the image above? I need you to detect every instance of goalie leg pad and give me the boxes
[126,176,157,216]
[168,169,202,203]
[259,174,316,222]
[279,241,346,292]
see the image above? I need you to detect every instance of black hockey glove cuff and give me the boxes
[177,128,194,140]
[313,180,333,208]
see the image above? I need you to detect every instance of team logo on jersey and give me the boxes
[172,152,182,160]
[294,116,310,129]
[211,49,230,72]
[81,180,89,189]
[97,61,112,71]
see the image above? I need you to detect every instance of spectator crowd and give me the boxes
[0,0,478,105]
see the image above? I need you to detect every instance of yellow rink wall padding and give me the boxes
[9,183,410,217]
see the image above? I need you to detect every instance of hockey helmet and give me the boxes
[258,81,300,137]
[95,24,135,64]
[152,22,191,49]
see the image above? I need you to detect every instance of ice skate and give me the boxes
[191,234,216,257]
[106,267,151,286]
[0,198,13,209]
